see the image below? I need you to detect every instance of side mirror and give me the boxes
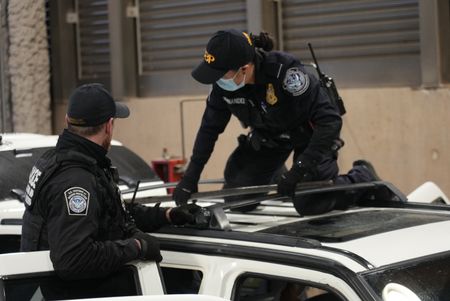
[382,283,421,301]
[10,189,26,203]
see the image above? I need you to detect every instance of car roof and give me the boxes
[0,132,122,151]
[2,175,450,275]
[143,181,450,271]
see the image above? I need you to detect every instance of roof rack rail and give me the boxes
[121,178,225,194]
[201,181,407,231]
[127,180,333,205]
[127,180,407,231]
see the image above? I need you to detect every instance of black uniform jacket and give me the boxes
[20,130,166,279]
[185,49,342,181]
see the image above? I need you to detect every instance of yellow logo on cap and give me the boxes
[266,83,278,105]
[204,51,215,64]
[243,32,252,46]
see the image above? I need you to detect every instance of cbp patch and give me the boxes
[282,67,309,96]
[64,187,90,216]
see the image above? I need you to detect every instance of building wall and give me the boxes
[7,0,51,133]
[54,86,450,198]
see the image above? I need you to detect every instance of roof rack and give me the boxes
[126,180,408,231]
[203,181,408,231]
[121,178,226,194]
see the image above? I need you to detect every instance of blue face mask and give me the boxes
[216,69,246,91]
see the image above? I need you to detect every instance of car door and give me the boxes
[160,250,363,301]
[0,251,165,301]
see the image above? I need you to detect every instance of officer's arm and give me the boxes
[183,88,232,182]
[45,168,140,280]
[130,203,169,232]
[291,68,342,165]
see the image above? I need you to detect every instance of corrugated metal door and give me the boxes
[76,0,110,86]
[137,0,247,96]
[282,0,421,87]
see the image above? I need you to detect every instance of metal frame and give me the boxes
[179,98,203,160]
[419,0,450,86]
[125,180,410,231]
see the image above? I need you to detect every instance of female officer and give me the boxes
[173,29,379,214]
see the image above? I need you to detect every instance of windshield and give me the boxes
[0,145,160,200]
[361,252,450,300]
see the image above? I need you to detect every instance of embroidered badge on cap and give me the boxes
[64,187,90,216]
[282,67,310,96]
[204,50,215,64]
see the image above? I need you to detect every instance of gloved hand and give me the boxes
[173,177,198,205]
[277,162,315,197]
[132,232,162,262]
[168,203,202,225]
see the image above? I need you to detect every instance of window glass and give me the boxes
[0,235,21,254]
[234,274,343,301]
[161,267,203,294]
[362,252,450,300]
[0,145,159,201]
[260,210,450,243]
[2,266,140,300]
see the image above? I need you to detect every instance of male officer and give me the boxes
[21,83,199,280]
[173,29,380,214]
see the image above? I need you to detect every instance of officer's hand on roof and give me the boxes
[173,177,198,205]
[277,161,316,197]
[167,203,202,226]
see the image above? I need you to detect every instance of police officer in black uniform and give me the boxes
[21,83,200,280]
[173,29,380,214]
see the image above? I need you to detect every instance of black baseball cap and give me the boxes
[67,83,130,126]
[191,29,255,84]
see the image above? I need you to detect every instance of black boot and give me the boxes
[352,160,381,181]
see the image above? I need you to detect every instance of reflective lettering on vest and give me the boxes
[25,166,43,206]
[223,96,247,105]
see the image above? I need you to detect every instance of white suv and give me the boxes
[2,180,450,300]
[2,134,450,301]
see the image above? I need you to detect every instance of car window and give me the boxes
[233,274,343,301]
[161,267,203,294]
[108,145,160,183]
[0,145,159,201]
[0,235,21,254]
[260,210,450,243]
[1,266,140,301]
[0,148,49,200]
[362,252,450,301]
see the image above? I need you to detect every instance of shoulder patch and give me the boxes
[282,67,310,96]
[64,187,90,216]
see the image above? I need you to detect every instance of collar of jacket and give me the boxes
[56,129,111,169]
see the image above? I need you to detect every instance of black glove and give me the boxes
[169,203,202,225]
[173,177,198,205]
[132,232,162,263]
[277,162,315,197]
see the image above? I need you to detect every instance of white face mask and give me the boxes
[216,68,246,91]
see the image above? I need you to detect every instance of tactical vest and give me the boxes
[20,149,129,251]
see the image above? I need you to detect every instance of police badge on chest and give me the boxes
[64,187,90,216]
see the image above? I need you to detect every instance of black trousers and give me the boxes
[223,138,374,214]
